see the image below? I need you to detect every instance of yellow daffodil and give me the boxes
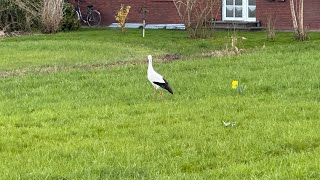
[231,80,239,89]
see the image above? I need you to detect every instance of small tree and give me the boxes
[115,4,131,32]
[173,0,219,38]
[289,0,307,41]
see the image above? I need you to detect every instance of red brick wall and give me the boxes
[69,0,319,30]
[142,0,182,24]
[257,0,320,30]
[304,0,320,30]
[121,0,222,24]
[256,0,291,30]
[70,0,182,25]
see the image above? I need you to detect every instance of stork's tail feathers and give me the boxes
[165,85,173,94]
[153,78,173,94]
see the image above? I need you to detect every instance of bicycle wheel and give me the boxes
[87,10,101,27]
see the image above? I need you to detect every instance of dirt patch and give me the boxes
[0,51,242,78]
[157,54,181,62]
[0,60,145,78]
[0,31,33,39]
[202,49,244,57]
[0,55,183,78]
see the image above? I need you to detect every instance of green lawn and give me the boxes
[0,28,320,179]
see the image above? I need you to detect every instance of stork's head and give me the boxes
[147,55,152,62]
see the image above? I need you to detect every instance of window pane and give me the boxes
[235,7,242,17]
[249,0,256,5]
[226,6,234,17]
[226,0,233,5]
[248,6,256,17]
[235,0,242,5]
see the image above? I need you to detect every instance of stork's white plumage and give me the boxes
[147,55,173,94]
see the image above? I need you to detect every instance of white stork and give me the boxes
[147,55,173,94]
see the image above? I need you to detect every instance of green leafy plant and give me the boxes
[61,2,80,31]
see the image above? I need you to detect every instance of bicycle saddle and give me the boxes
[87,5,93,8]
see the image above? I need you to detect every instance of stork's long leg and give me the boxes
[153,87,156,95]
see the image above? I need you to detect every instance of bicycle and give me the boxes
[74,0,101,27]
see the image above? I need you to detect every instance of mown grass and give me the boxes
[2,28,318,70]
[0,28,320,179]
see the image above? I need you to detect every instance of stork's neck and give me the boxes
[148,59,153,71]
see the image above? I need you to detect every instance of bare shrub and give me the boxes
[0,0,43,32]
[13,0,42,18]
[203,30,245,58]
[173,0,219,38]
[265,13,276,41]
[12,0,42,31]
[225,30,243,55]
[1,0,71,34]
[41,0,64,33]
[1,0,29,32]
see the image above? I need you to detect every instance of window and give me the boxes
[223,0,256,21]
[226,0,243,18]
[248,0,256,18]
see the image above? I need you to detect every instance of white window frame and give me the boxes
[222,0,256,22]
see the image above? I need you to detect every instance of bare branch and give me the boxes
[173,0,218,38]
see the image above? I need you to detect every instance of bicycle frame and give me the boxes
[75,0,87,23]
[74,0,101,27]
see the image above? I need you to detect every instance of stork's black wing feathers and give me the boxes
[153,78,173,94]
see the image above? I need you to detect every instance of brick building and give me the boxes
[71,0,320,30]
